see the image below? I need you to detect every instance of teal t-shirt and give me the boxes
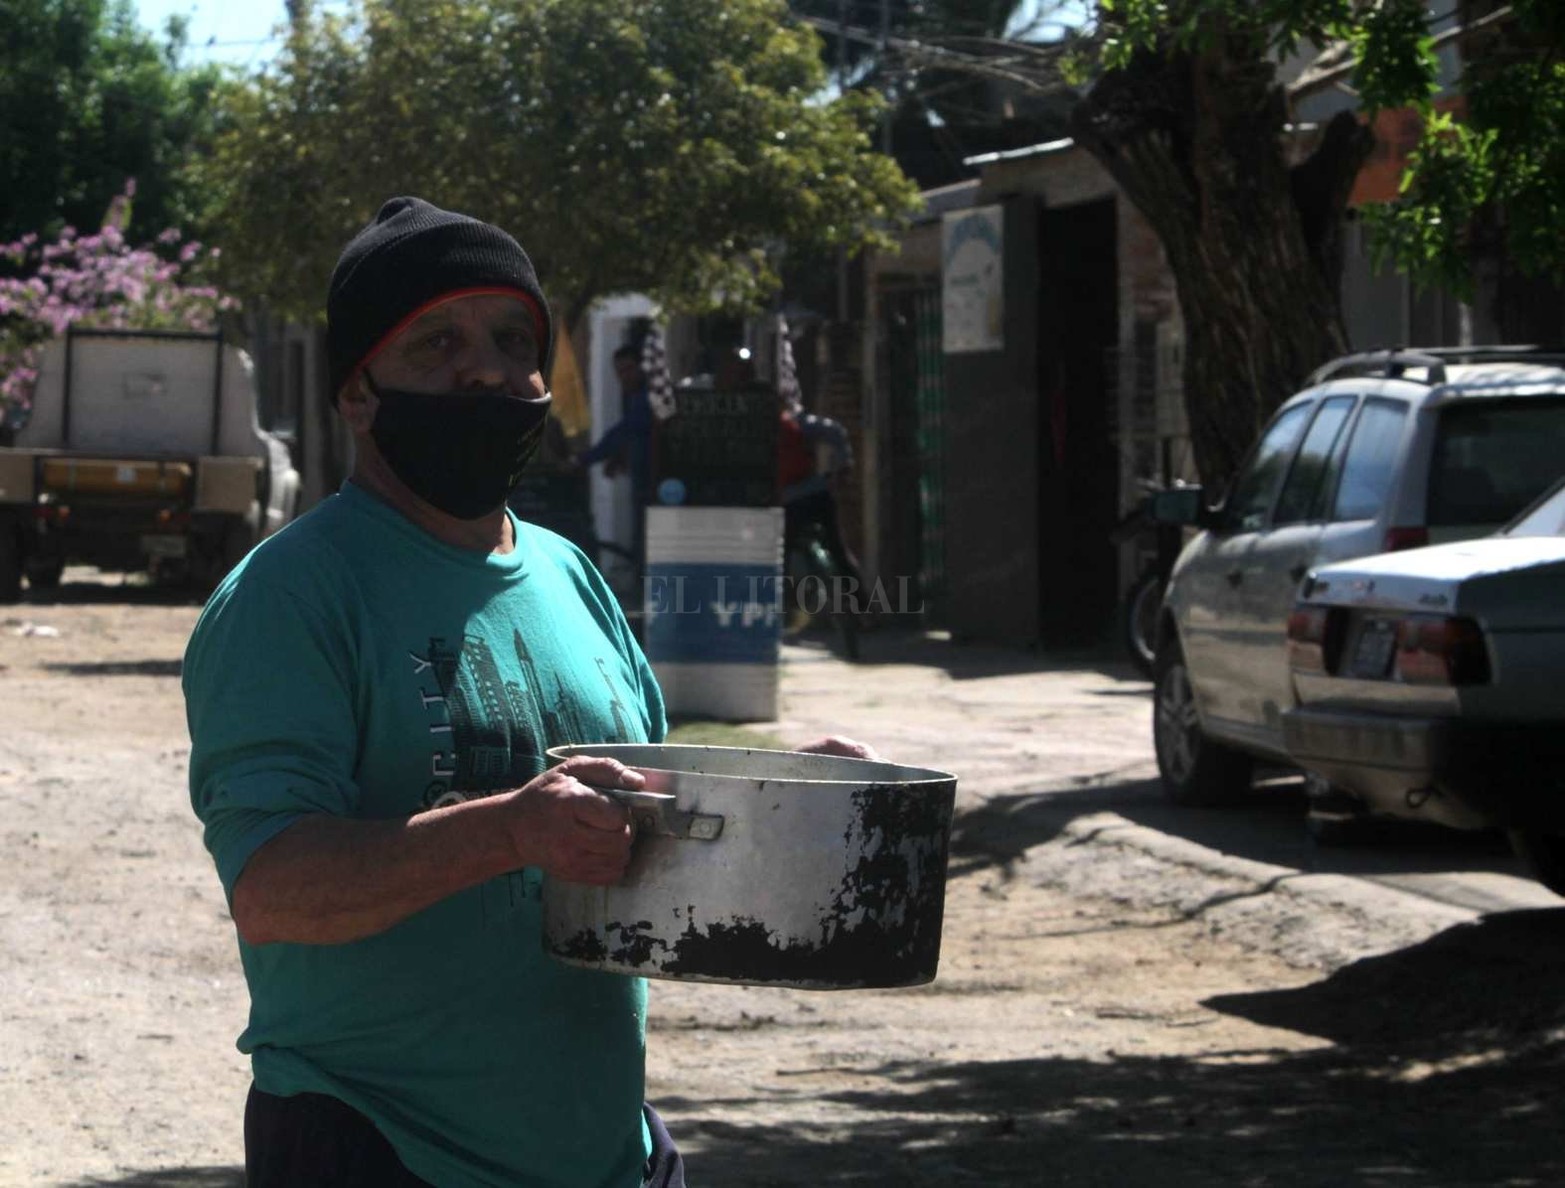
[183,482,666,1188]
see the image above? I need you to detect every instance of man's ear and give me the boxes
[338,372,377,435]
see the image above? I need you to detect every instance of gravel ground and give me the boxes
[2,583,1563,1187]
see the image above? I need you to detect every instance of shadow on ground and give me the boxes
[58,1167,242,1188]
[666,912,1565,1186]
[42,659,184,677]
[788,625,1135,684]
[949,770,1529,886]
[12,573,206,609]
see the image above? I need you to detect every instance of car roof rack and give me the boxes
[1308,350,1449,386]
[1308,344,1565,388]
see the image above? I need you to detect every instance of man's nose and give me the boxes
[455,335,510,390]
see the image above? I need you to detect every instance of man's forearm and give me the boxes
[230,797,519,947]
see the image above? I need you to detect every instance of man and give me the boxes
[186,197,877,1187]
[183,197,678,1188]
[575,344,653,564]
[778,400,864,607]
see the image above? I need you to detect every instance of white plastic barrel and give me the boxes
[643,506,783,721]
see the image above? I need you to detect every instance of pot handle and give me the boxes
[592,785,725,842]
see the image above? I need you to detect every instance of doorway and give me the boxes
[1037,200,1119,646]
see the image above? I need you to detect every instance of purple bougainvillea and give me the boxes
[1,181,237,423]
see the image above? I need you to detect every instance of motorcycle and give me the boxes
[1110,482,1192,678]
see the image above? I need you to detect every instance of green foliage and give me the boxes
[1088,0,1565,295]
[199,0,921,327]
[664,719,788,750]
[0,0,224,245]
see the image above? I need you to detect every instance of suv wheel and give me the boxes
[24,557,63,590]
[0,529,20,603]
[1507,829,1565,897]
[1153,636,1253,805]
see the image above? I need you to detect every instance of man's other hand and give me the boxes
[795,735,882,762]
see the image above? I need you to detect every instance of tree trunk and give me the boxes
[1070,34,1372,491]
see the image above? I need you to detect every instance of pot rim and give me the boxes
[545,742,957,789]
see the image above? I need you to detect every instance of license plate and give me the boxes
[1348,618,1397,678]
[141,534,188,560]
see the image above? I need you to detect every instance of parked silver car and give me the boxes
[1283,476,1565,892]
[1150,348,1565,813]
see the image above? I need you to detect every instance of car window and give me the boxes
[1273,396,1355,525]
[1428,397,1565,528]
[1332,399,1408,521]
[1223,403,1312,532]
[1505,477,1565,537]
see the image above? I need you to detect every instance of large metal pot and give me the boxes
[542,743,957,990]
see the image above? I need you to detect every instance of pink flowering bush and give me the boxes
[0,181,238,424]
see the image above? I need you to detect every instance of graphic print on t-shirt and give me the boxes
[411,629,634,811]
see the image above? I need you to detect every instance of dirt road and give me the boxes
[2,581,1563,1187]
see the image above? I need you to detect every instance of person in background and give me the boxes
[778,399,865,606]
[575,344,654,565]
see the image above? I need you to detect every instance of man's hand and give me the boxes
[230,755,647,946]
[504,756,643,885]
[795,735,882,762]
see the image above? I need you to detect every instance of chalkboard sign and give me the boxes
[653,381,779,507]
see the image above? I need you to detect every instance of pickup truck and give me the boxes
[0,327,301,598]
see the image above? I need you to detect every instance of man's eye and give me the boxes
[499,330,538,357]
[413,330,452,354]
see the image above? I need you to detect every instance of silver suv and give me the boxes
[1150,347,1565,807]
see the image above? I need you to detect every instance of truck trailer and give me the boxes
[0,327,301,598]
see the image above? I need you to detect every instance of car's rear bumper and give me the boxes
[1281,706,1565,831]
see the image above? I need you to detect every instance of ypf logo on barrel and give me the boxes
[643,563,781,664]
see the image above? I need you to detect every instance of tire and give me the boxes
[831,601,861,662]
[1152,635,1253,805]
[790,538,859,662]
[0,529,21,603]
[1506,829,1565,897]
[1122,568,1163,679]
[24,558,63,590]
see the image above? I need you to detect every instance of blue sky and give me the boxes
[134,0,290,66]
[133,0,1085,67]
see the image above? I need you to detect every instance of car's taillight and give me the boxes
[1287,606,1341,673]
[1384,526,1429,552]
[1393,615,1490,685]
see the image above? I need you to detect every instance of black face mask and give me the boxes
[365,376,552,520]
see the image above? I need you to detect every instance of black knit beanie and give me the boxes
[326,196,553,402]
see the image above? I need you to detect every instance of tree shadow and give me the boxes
[58,1167,242,1188]
[662,913,1565,1185]
[1208,908,1565,1048]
